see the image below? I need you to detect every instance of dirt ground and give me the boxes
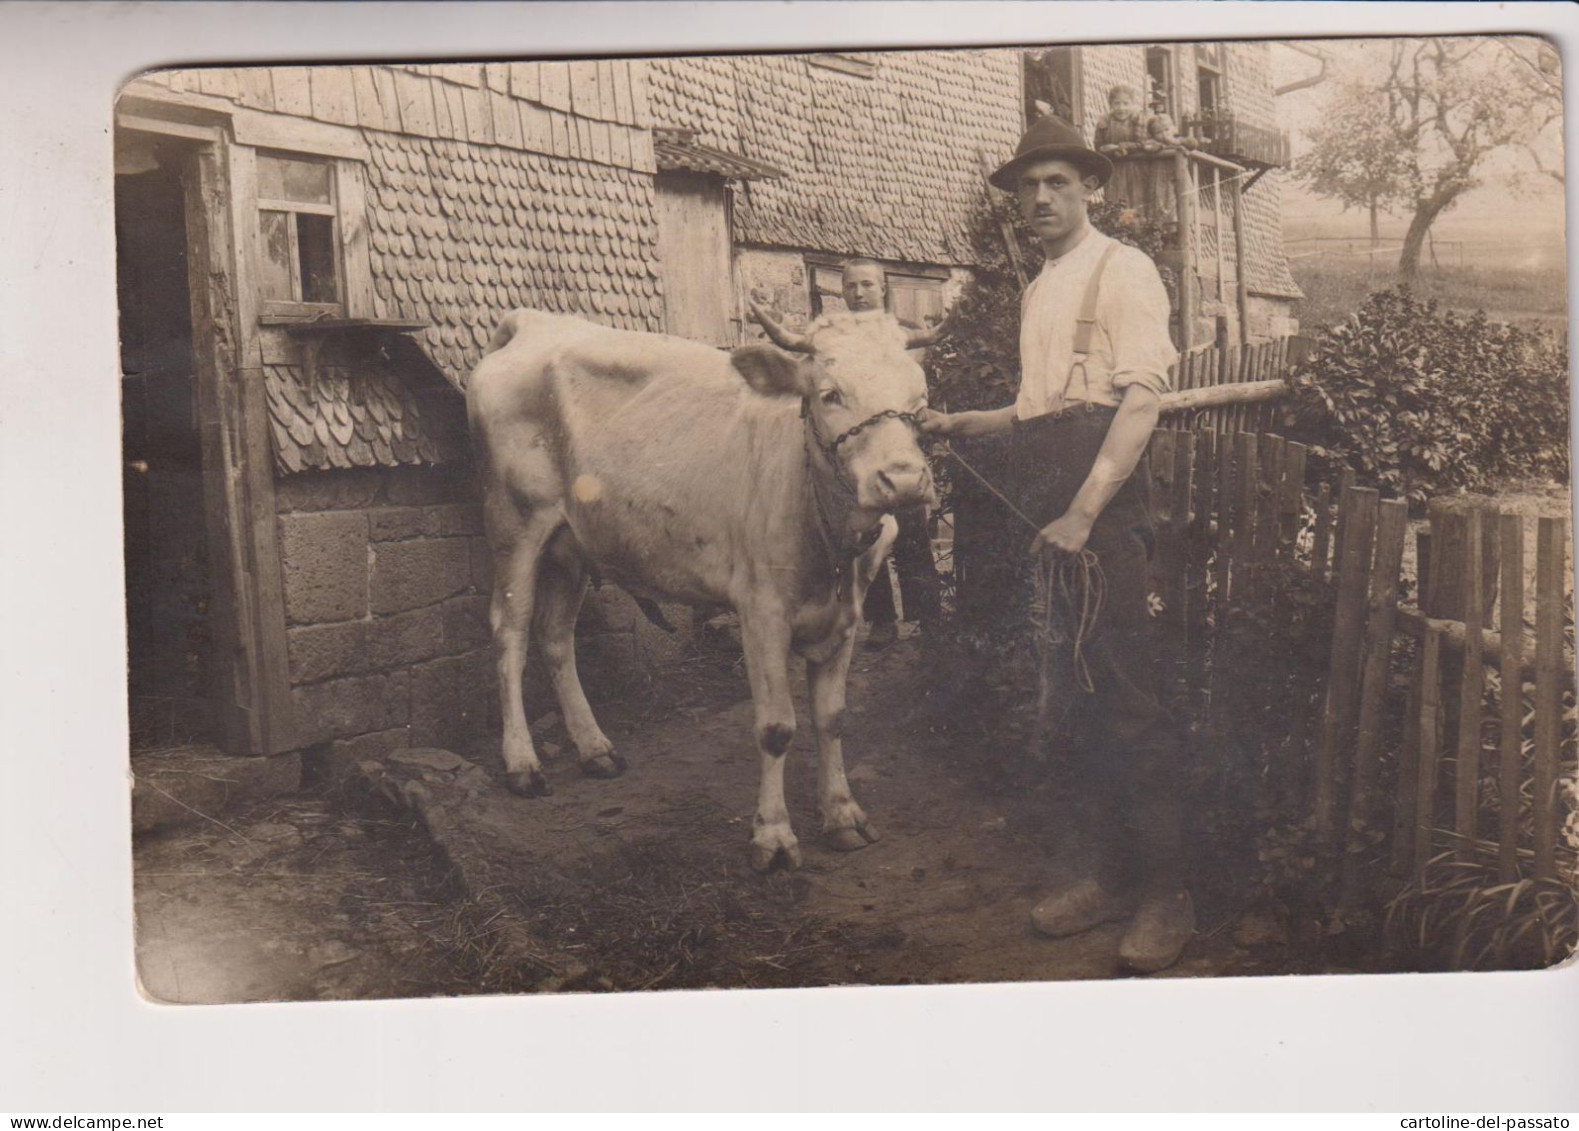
[135,621,1312,1003]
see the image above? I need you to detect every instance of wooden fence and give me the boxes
[1141,432,1574,903]
[1158,334,1309,435]
[1315,491,1574,894]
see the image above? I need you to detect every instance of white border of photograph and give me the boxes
[2,0,1576,1113]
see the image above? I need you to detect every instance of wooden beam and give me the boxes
[1159,378,1287,413]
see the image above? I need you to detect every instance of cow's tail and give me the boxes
[485,310,528,355]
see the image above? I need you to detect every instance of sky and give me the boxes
[1267,36,1567,251]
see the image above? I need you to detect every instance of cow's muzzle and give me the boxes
[870,460,933,508]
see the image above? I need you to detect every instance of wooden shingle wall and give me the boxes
[150,63,655,174]
[648,50,1023,266]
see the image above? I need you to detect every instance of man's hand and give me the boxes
[1032,510,1094,558]
[917,407,956,436]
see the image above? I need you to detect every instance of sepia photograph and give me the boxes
[114,32,1576,1008]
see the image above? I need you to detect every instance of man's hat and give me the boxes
[989,114,1114,191]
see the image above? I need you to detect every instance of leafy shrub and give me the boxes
[1288,287,1570,506]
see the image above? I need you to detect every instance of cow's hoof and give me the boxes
[750,840,802,873]
[506,768,552,797]
[825,823,880,852]
[578,753,624,779]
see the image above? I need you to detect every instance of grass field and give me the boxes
[1289,257,1570,339]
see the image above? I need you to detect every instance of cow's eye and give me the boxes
[819,388,843,406]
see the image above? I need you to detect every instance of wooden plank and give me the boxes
[309,66,357,126]
[1427,497,1500,622]
[270,67,313,116]
[510,62,542,104]
[1396,605,1536,683]
[335,162,375,320]
[491,89,523,149]
[1234,431,1259,604]
[350,67,387,131]
[1257,434,1285,567]
[610,60,634,124]
[1532,517,1567,879]
[1342,498,1410,901]
[540,62,572,112]
[597,60,619,121]
[1416,530,1432,616]
[569,60,601,118]
[1453,509,1485,862]
[1315,486,1379,836]
[1158,378,1287,414]
[1392,619,1428,875]
[1497,513,1526,882]
[392,69,438,137]
[1171,430,1195,632]
[1414,625,1446,881]
[1214,424,1234,605]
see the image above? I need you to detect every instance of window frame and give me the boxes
[804,255,948,324]
[255,150,347,318]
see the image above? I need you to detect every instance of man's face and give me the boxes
[841,264,886,312]
[1016,159,1095,247]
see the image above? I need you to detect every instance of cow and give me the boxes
[466,309,936,871]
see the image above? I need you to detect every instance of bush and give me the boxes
[1287,287,1570,506]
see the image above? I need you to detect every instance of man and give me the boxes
[919,115,1193,973]
[751,260,942,650]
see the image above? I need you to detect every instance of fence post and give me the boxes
[1341,498,1409,905]
[1315,485,1379,836]
[1533,516,1568,880]
[1497,513,1526,883]
[1414,625,1446,883]
[1452,509,1485,863]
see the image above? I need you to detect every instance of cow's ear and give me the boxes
[729,344,810,399]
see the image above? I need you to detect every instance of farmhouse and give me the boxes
[115,43,1299,777]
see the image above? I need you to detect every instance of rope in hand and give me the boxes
[937,439,1107,695]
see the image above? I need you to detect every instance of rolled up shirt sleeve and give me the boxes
[1104,249,1179,399]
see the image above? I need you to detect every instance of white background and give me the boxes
[2,1,1576,1113]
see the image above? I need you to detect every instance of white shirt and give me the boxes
[1015,226,1178,420]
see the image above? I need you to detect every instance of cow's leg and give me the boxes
[808,640,880,851]
[489,509,560,797]
[739,609,800,872]
[531,545,622,779]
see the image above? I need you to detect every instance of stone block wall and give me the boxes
[274,463,693,765]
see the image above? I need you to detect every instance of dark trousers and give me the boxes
[863,505,942,628]
[1010,407,1185,893]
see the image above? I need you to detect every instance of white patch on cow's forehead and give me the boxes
[805,316,923,397]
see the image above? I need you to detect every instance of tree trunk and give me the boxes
[1399,195,1452,281]
[1369,198,1380,250]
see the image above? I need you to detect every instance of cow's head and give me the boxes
[730,314,935,513]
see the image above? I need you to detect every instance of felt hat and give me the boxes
[989,114,1114,191]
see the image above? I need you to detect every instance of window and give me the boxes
[807,257,946,331]
[1195,43,1223,117]
[886,273,945,331]
[257,152,343,313]
[1023,47,1080,127]
[1146,46,1176,119]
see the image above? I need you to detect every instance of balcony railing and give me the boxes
[1179,112,1290,168]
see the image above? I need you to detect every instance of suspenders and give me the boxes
[1057,241,1120,408]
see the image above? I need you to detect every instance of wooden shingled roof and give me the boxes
[647,49,1024,266]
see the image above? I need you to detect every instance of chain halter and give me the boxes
[799,398,925,592]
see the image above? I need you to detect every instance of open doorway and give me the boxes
[116,135,216,751]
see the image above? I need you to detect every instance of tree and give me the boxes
[1298,37,1561,280]
[1294,82,1408,249]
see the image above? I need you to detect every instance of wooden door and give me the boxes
[655,172,735,346]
